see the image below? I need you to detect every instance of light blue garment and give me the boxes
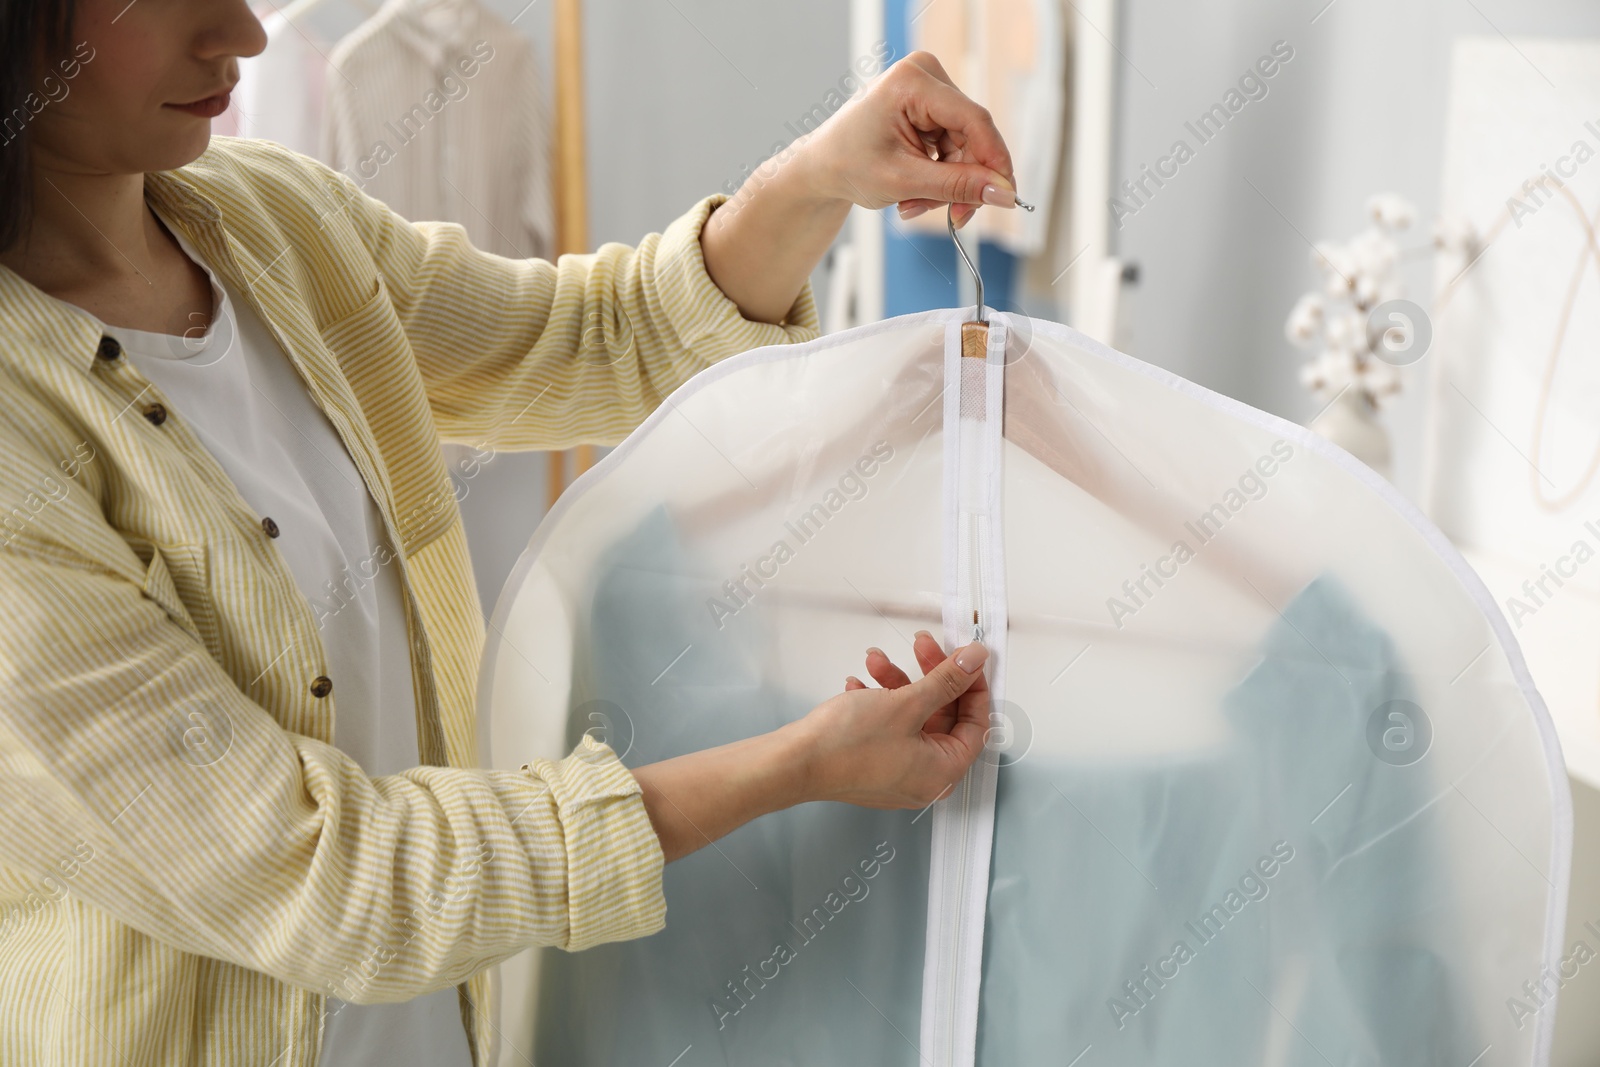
[522,510,1472,1066]
[979,573,1471,1066]
[531,507,931,1066]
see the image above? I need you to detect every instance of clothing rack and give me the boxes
[547,0,597,509]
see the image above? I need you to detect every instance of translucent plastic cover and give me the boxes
[480,309,1570,1067]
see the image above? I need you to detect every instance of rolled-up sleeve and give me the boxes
[525,735,666,951]
[313,164,820,451]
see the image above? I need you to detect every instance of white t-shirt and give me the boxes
[61,213,474,1067]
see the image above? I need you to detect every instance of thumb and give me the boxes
[902,159,1015,210]
[899,641,988,723]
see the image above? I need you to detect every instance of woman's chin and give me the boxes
[143,123,217,172]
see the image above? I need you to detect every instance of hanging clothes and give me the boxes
[901,0,1068,257]
[481,308,1569,1067]
[323,0,554,260]
[1017,6,1080,303]
[234,10,331,159]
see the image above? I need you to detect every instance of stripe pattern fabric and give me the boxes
[0,136,818,1066]
[323,0,555,261]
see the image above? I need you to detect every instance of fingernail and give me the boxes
[865,646,885,659]
[982,185,1015,208]
[913,629,933,641]
[898,203,930,221]
[954,641,988,673]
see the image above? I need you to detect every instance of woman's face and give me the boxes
[28,0,267,178]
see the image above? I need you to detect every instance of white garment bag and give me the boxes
[481,307,1569,1066]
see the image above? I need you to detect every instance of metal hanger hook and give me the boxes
[948,195,1035,326]
[948,204,985,325]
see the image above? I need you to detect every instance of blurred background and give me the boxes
[233,1,1600,1058]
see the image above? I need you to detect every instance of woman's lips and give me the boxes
[166,90,231,119]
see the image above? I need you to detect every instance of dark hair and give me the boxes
[0,0,77,251]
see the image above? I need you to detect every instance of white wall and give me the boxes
[1108,0,1600,507]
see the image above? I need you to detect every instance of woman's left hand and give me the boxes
[700,50,1018,326]
[796,50,1019,230]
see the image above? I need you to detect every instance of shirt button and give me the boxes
[261,516,281,538]
[143,402,168,426]
[310,676,333,698]
[96,335,123,361]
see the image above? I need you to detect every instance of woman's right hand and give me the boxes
[632,632,989,862]
[786,630,991,809]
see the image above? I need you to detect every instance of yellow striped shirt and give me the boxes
[0,136,818,1066]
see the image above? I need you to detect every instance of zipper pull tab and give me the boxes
[972,608,983,642]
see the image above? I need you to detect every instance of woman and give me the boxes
[0,1,1017,1063]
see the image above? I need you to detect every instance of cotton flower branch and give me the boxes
[1285,192,1418,408]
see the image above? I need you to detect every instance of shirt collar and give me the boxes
[374,0,481,71]
[0,165,223,377]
